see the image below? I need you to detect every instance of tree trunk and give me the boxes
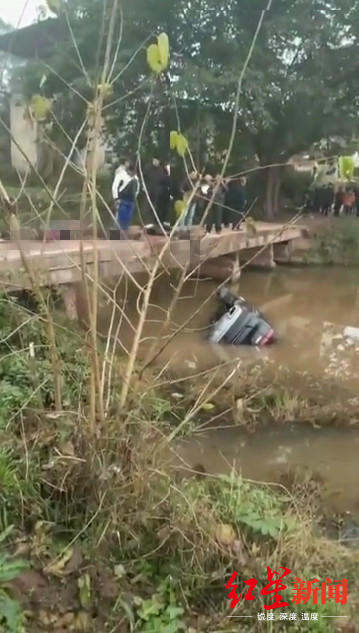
[265,166,276,219]
[265,166,281,219]
[273,168,282,215]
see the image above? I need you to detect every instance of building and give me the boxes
[0,18,109,176]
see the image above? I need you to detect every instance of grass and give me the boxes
[0,293,357,632]
[303,217,359,266]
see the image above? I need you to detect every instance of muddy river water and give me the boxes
[107,267,359,515]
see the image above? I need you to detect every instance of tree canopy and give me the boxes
[9,0,359,214]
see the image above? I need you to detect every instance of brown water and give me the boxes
[109,267,359,380]
[104,267,359,514]
[173,424,359,515]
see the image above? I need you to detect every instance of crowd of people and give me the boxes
[304,184,359,216]
[111,157,249,235]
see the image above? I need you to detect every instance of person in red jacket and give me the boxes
[343,188,356,216]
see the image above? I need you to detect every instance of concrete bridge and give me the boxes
[0,221,302,317]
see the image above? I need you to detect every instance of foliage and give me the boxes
[0,294,89,424]
[29,95,52,121]
[0,451,18,505]
[312,219,359,266]
[147,33,170,74]
[136,579,185,633]
[211,473,292,539]
[170,131,188,157]
[288,600,341,633]
[339,156,355,181]
[0,552,27,633]
[0,594,26,633]
[10,0,359,202]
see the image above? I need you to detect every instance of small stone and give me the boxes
[171,392,184,400]
[114,564,126,579]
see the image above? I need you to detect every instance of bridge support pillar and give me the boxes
[240,244,276,270]
[273,241,294,263]
[197,255,241,282]
[61,284,79,321]
[61,283,89,325]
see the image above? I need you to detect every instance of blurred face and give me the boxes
[204,174,213,185]
[239,176,247,187]
[190,171,198,181]
[153,158,160,167]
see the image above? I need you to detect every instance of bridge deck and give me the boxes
[0,222,301,291]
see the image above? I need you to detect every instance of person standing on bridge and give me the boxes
[112,163,140,235]
[112,157,130,214]
[156,162,171,225]
[224,176,247,229]
[205,174,225,234]
[180,171,200,227]
[143,157,164,223]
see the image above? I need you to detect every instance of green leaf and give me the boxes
[0,556,28,584]
[0,526,14,546]
[167,606,184,620]
[78,573,91,610]
[170,131,178,150]
[30,95,52,120]
[175,133,188,158]
[0,592,25,632]
[174,199,185,216]
[339,156,355,181]
[157,33,169,69]
[146,44,163,74]
[138,596,164,621]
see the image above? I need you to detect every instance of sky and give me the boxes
[0,0,42,27]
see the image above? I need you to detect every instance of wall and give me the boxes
[10,96,38,173]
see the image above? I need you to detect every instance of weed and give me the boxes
[212,473,292,539]
[135,579,185,633]
[0,452,17,503]
[289,599,343,632]
[0,553,28,633]
[0,295,89,421]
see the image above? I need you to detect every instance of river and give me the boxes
[105,266,359,516]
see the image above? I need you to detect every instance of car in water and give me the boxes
[207,287,275,347]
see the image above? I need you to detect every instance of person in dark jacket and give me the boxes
[224,176,247,228]
[156,162,171,224]
[205,175,225,234]
[334,186,344,217]
[321,184,334,216]
[144,157,164,221]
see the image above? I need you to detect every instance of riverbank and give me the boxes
[0,293,358,631]
[279,217,359,267]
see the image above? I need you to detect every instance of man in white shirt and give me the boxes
[112,158,130,201]
[112,162,140,233]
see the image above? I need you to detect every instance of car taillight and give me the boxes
[260,329,275,346]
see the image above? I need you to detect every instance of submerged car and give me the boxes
[207,287,276,347]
